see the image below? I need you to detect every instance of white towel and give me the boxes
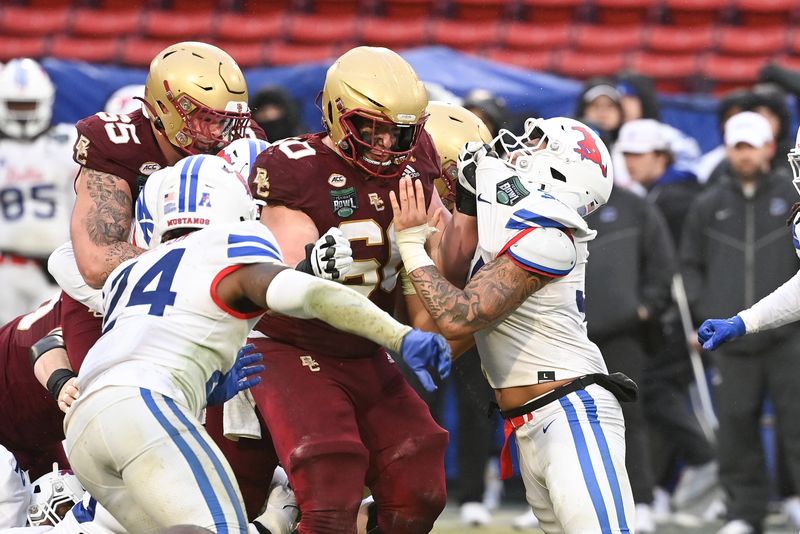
[223,389,261,441]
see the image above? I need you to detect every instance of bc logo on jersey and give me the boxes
[572,126,608,177]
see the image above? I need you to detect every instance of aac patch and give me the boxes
[331,187,358,218]
[496,176,530,206]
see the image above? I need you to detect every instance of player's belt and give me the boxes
[0,252,36,265]
[496,372,638,479]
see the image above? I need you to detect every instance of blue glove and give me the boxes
[207,344,265,406]
[400,329,452,392]
[697,316,746,351]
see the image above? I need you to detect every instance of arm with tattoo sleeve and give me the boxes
[409,254,551,339]
[70,167,143,288]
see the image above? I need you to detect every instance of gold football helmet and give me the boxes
[425,101,492,207]
[143,41,251,155]
[321,46,428,178]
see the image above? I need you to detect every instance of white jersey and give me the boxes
[472,157,607,388]
[0,124,78,257]
[0,446,30,529]
[70,221,284,418]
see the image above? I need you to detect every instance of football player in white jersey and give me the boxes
[391,117,637,533]
[63,154,450,533]
[0,58,78,323]
[0,446,30,529]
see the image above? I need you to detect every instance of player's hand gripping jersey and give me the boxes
[249,132,440,358]
[471,156,608,388]
[72,221,283,417]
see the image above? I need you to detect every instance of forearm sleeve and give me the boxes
[265,269,412,352]
[738,270,800,333]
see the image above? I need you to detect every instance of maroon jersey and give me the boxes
[73,109,266,207]
[249,131,440,358]
[0,295,65,454]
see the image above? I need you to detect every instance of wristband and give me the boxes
[29,328,65,369]
[295,243,315,275]
[46,368,77,400]
[395,224,436,273]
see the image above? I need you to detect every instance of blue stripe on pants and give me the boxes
[576,389,630,533]
[164,396,247,533]
[140,388,229,534]
[560,395,612,533]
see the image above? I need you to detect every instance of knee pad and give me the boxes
[289,440,368,533]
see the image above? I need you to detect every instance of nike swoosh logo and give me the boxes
[543,420,555,434]
[477,193,490,204]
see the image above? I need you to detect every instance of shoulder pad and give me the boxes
[216,220,284,265]
[502,226,576,278]
[508,193,595,241]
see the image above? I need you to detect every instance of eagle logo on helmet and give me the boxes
[572,126,608,178]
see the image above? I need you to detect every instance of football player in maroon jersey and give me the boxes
[247,46,474,533]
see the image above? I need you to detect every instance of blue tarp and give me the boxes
[43,46,730,152]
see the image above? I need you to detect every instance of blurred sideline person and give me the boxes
[249,86,305,143]
[247,46,472,533]
[103,84,145,116]
[0,58,78,323]
[683,112,800,534]
[64,154,450,532]
[391,117,637,533]
[585,185,676,533]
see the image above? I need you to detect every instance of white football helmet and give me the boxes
[497,116,613,217]
[217,138,271,182]
[104,84,145,115]
[26,464,84,527]
[0,58,55,139]
[788,125,800,197]
[150,154,259,246]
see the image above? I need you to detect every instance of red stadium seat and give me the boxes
[285,14,358,45]
[429,19,499,53]
[643,25,717,54]
[484,49,554,71]
[735,0,798,26]
[572,24,643,53]
[717,26,787,57]
[627,52,699,92]
[264,43,339,66]
[500,22,571,51]
[382,0,439,19]
[308,0,367,15]
[167,0,235,10]
[555,50,627,79]
[215,12,285,43]
[662,0,732,26]
[702,54,769,93]
[360,17,429,49]
[450,0,510,21]
[119,38,175,67]
[214,42,266,69]
[239,0,294,13]
[774,55,800,72]
[593,0,656,25]
[141,11,215,40]
[783,30,800,56]
[48,36,120,63]
[71,9,142,39]
[519,0,585,24]
[0,7,70,37]
[0,36,47,61]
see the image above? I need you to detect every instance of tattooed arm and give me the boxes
[70,167,143,288]
[409,254,552,339]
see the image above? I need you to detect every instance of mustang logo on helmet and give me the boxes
[572,126,608,178]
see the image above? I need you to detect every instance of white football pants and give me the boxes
[515,384,635,534]
[64,386,248,534]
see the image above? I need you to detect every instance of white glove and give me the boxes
[299,227,353,281]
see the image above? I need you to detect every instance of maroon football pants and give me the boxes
[249,339,449,534]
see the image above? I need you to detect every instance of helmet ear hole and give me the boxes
[550,168,567,182]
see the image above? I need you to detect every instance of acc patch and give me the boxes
[331,187,358,218]
[496,176,530,206]
[328,173,346,187]
[139,162,161,175]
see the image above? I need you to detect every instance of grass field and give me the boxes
[429,503,799,533]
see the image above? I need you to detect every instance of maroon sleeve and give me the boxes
[249,134,325,210]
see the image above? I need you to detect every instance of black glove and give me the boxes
[456,142,496,216]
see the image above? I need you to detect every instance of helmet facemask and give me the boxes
[26,464,84,527]
[789,127,800,197]
[336,106,426,178]
[162,83,250,156]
